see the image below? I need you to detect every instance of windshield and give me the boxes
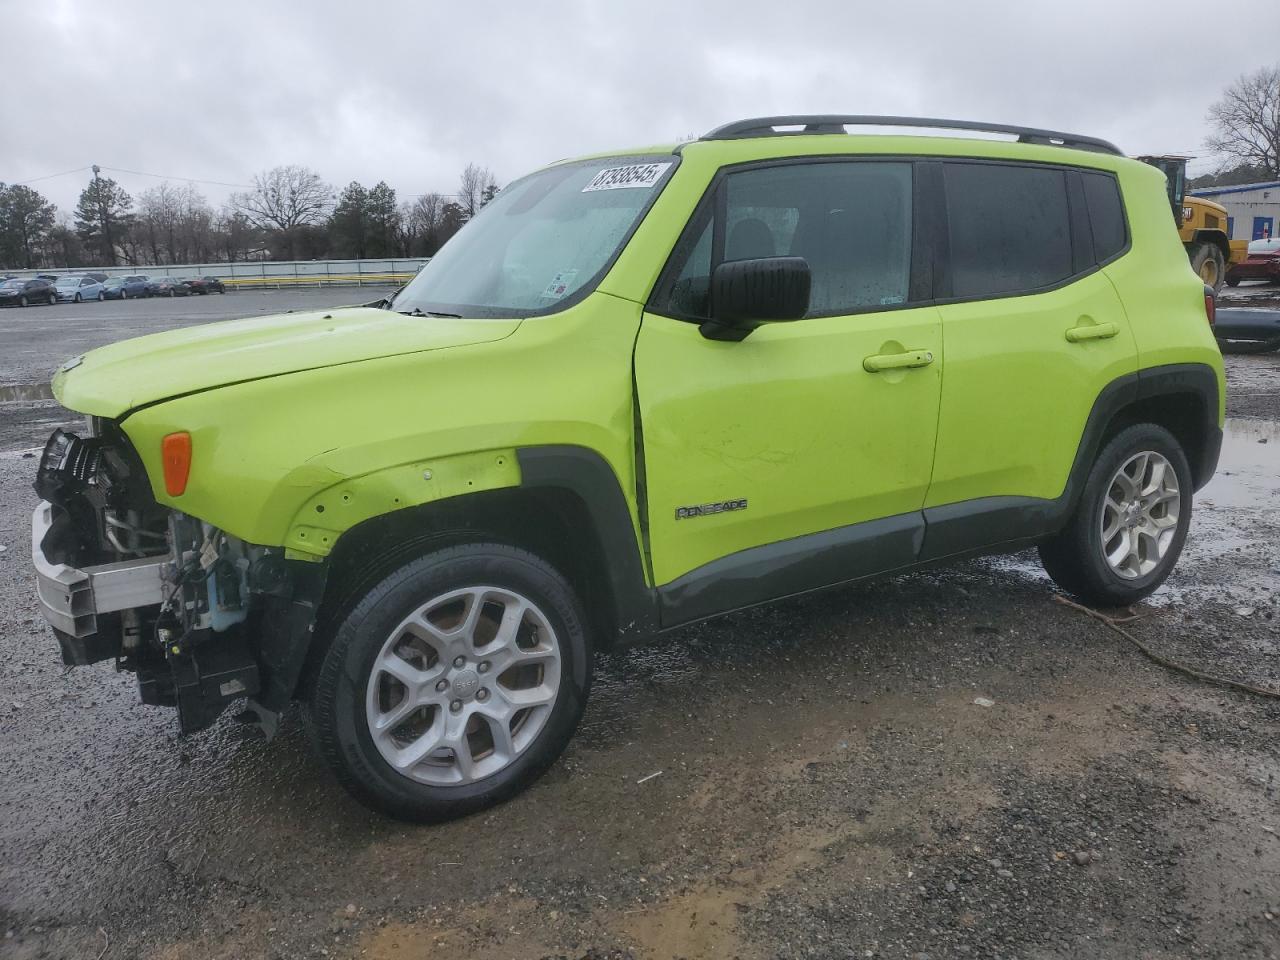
[391,155,677,318]
[1,280,21,288]
[56,278,79,286]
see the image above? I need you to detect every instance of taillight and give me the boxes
[161,432,192,496]
[1203,285,1216,327]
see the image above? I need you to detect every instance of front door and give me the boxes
[634,159,943,623]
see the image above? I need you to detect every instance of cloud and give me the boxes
[4,0,1276,216]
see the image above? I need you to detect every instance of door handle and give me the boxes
[1065,321,1118,343]
[863,349,935,373]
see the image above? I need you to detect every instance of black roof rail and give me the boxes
[700,115,1123,156]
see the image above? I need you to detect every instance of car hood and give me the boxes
[53,306,521,417]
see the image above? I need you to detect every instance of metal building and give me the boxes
[1190,180,1280,242]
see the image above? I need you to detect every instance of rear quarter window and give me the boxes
[1080,171,1127,263]
[943,162,1073,299]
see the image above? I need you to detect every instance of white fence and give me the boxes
[7,258,430,289]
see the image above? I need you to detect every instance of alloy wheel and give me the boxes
[365,586,562,786]
[1099,450,1180,579]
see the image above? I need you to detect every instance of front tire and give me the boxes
[308,543,592,822]
[1189,243,1226,295]
[1040,424,1192,607]
[74,293,82,303]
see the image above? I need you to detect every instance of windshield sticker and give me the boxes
[581,162,672,192]
[541,270,579,299]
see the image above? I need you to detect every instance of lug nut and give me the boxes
[476,688,490,702]
[450,700,463,713]
[435,679,449,692]
[453,656,466,668]
[478,661,490,674]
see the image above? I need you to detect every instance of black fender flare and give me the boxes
[515,446,660,642]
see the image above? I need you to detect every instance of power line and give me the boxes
[7,164,253,191]
[98,166,254,189]
[12,166,92,185]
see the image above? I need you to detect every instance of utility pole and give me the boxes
[92,164,116,266]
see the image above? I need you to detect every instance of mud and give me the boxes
[0,308,1278,959]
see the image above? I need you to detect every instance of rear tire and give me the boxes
[1039,423,1192,607]
[307,543,592,822]
[1189,243,1226,295]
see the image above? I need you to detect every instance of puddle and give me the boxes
[0,382,54,402]
[986,417,1280,601]
[1198,417,1280,511]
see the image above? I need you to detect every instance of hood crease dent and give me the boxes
[52,307,522,418]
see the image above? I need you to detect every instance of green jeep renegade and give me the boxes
[33,116,1224,821]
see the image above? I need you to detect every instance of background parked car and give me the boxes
[150,277,192,297]
[102,275,152,299]
[85,272,110,285]
[0,277,57,306]
[186,276,226,294]
[1225,238,1280,286]
[54,276,105,302]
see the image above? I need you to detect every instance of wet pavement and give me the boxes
[0,303,1278,959]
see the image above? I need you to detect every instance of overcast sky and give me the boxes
[4,0,1278,218]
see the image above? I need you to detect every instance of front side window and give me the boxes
[943,162,1072,298]
[392,155,676,318]
[655,161,913,320]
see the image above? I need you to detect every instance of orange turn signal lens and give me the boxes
[161,432,192,496]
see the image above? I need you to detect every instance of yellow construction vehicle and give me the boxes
[1137,156,1248,293]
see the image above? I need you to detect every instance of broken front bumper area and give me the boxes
[33,500,166,666]
[33,493,327,736]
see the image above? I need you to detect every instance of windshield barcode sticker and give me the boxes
[582,162,672,192]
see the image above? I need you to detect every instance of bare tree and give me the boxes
[457,163,498,220]
[404,192,449,254]
[232,165,332,259]
[1205,65,1280,178]
[214,206,261,262]
[138,183,178,264]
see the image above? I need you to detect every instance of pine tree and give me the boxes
[74,173,133,266]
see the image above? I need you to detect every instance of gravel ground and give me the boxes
[0,297,1278,960]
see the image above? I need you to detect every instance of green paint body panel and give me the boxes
[50,133,1225,585]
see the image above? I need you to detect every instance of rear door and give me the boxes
[922,160,1137,557]
[635,158,943,620]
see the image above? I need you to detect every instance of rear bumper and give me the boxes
[32,501,167,659]
[1215,308,1280,343]
[1227,263,1280,280]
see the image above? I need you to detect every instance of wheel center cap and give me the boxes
[453,668,480,699]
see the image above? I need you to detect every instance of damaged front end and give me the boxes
[32,424,325,736]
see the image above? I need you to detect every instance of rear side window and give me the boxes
[943,162,1072,298]
[655,160,914,319]
[1080,171,1127,263]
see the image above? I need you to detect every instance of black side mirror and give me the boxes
[701,256,811,341]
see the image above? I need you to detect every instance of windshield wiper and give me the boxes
[398,307,463,318]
